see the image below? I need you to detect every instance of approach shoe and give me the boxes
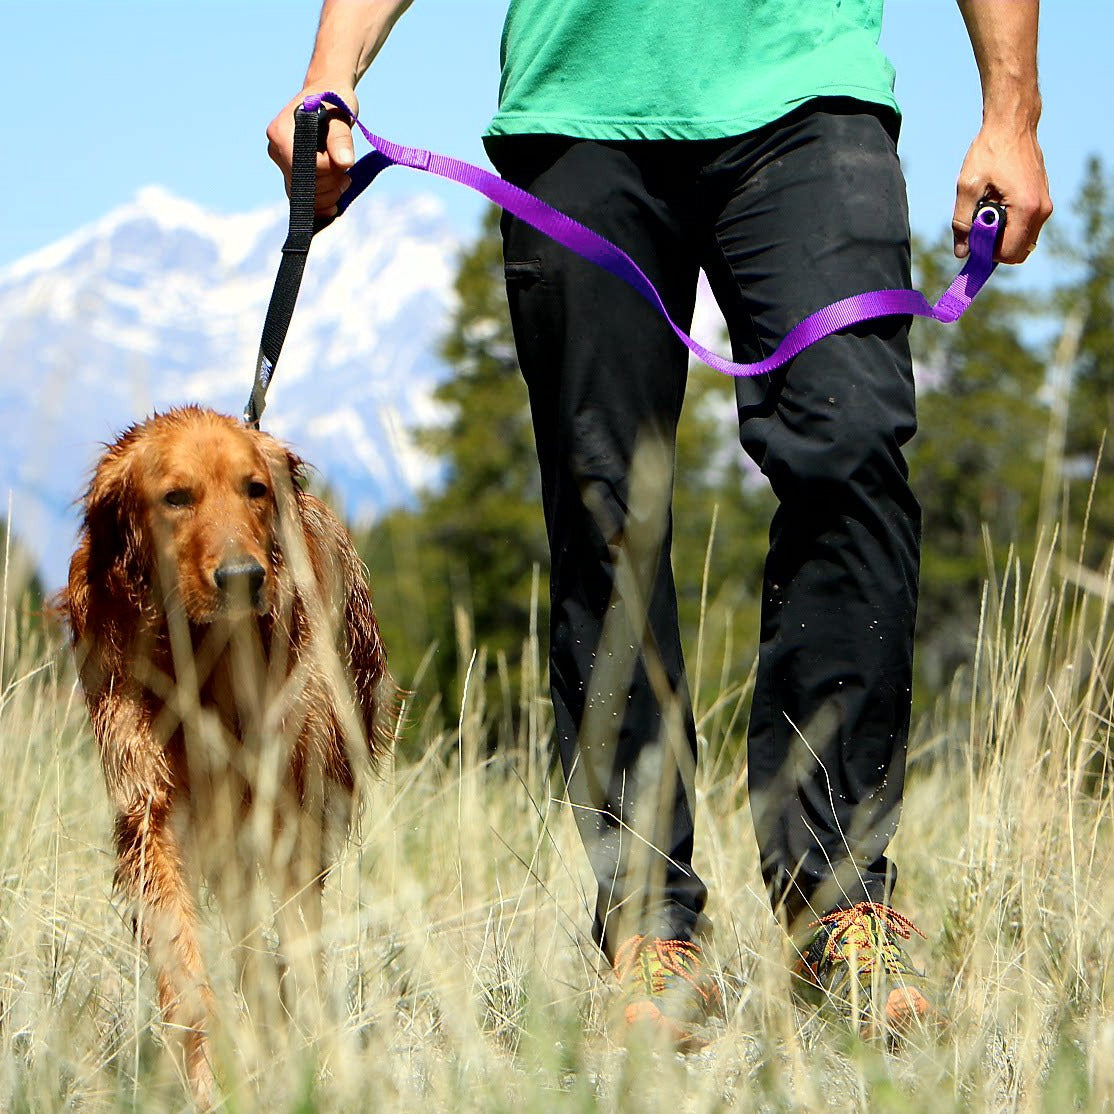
[611,934,721,1051]
[794,902,931,1042]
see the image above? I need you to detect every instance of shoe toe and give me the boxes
[620,997,713,1051]
[883,985,930,1031]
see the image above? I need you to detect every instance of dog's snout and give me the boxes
[213,559,266,599]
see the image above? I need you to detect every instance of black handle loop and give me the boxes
[244,104,330,428]
[973,199,1007,250]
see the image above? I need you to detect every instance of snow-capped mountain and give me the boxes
[0,185,462,590]
[1,183,731,594]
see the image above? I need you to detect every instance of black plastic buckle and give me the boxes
[973,199,1007,248]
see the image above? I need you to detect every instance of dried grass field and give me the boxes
[1,521,1112,1113]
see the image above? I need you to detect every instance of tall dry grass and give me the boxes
[0,496,1111,1113]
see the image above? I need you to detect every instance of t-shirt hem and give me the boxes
[484,87,900,141]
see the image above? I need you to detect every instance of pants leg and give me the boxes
[486,136,709,960]
[697,101,920,933]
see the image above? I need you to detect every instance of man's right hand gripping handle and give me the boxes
[265,0,416,218]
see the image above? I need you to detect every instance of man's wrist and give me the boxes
[305,0,412,89]
[302,71,359,96]
[980,80,1042,131]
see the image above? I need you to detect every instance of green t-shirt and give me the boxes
[486,0,899,141]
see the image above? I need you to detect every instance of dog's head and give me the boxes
[74,406,304,626]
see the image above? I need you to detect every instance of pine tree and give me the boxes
[905,232,1048,697]
[356,208,548,750]
[419,206,550,668]
[1054,157,1114,568]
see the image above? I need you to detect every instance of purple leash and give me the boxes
[246,93,1003,425]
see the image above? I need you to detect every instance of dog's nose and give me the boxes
[213,559,266,600]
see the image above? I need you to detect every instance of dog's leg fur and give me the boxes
[97,695,215,1104]
[276,847,326,1025]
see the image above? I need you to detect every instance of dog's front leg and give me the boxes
[275,823,326,1028]
[97,698,215,1106]
[115,793,214,1105]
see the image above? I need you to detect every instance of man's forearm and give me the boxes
[304,0,415,88]
[950,0,1051,264]
[957,0,1042,126]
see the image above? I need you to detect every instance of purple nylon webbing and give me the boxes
[305,91,1001,378]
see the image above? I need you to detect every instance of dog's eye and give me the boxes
[247,480,269,500]
[164,488,193,508]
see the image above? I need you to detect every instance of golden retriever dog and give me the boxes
[59,406,391,1103]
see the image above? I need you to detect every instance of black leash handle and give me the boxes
[975,199,1007,248]
[244,105,332,428]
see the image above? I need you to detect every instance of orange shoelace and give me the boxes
[805,902,925,977]
[613,935,717,1006]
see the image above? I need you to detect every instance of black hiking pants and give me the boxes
[487,98,919,956]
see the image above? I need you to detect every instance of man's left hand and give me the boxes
[952,123,1053,265]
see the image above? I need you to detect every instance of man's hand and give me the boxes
[265,1,414,217]
[953,0,1053,265]
[952,121,1052,265]
[266,85,359,219]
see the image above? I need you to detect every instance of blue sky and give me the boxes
[4,1,1111,281]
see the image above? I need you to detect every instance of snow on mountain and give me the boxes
[0,185,462,590]
[1,182,731,594]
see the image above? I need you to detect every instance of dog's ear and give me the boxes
[81,441,152,605]
[63,437,153,682]
[256,432,313,614]
[258,432,309,553]
[338,537,395,759]
[257,432,306,505]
